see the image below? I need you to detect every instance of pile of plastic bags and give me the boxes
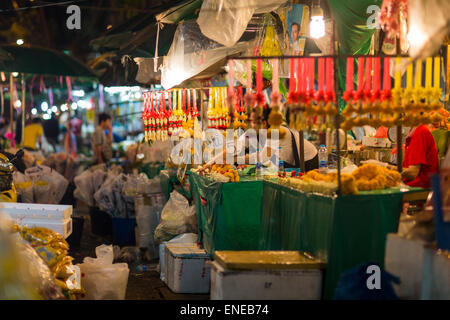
[73,164,121,207]
[42,152,79,183]
[13,165,69,204]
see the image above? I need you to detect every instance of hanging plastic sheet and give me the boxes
[407,0,450,59]
[197,0,287,47]
[161,20,252,89]
[328,0,382,113]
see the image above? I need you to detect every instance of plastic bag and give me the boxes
[94,173,133,218]
[135,194,163,259]
[161,20,252,89]
[26,165,69,204]
[408,0,450,59]
[197,0,286,47]
[154,191,197,244]
[13,171,34,203]
[74,166,107,206]
[77,245,130,300]
[14,234,66,300]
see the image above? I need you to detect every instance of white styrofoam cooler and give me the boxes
[210,261,323,300]
[165,243,211,294]
[385,233,427,299]
[385,233,450,300]
[0,202,73,238]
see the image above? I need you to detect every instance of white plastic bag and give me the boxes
[77,245,130,300]
[154,191,197,244]
[197,0,287,47]
[161,20,252,89]
[25,165,69,204]
[135,194,164,259]
[408,0,450,59]
[13,171,34,203]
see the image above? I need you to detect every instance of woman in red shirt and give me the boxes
[401,124,439,188]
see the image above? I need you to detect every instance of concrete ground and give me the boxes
[68,201,209,300]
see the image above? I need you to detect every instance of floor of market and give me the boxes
[69,201,208,300]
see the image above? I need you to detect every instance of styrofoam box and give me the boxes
[0,202,73,239]
[160,242,196,284]
[0,202,72,220]
[17,218,73,239]
[165,243,211,294]
[421,250,450,299]
[385,233,427,299]
[210,261,323,300]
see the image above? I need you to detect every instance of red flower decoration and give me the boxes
[255,92,265,106]
[343,91,353,102]
[381,90,392,101]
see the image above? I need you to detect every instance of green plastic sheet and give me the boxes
[190,172,424,299]
[260,181,423,299]
[260,181,334,262]
[328,0,382,112]
[190,173,263,255]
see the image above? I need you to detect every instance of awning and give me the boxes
[0,44,98,78]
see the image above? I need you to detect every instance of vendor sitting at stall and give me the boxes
[390,124,439,188]
[257,107,318,170]
[205,107,318,171]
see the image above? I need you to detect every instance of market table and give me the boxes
[189,171,427,299]
[189,172,263,254]
[260,180,425,299]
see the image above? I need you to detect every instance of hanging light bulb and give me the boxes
[310,1,325,39]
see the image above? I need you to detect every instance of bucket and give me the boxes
[112,217,137,246]
[67,216,84,247]
[89,206,113,237]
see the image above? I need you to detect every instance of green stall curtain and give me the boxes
[260,180,423,299]
[190,173,263,255]
[327,0,382,113]
[260,181,334,262]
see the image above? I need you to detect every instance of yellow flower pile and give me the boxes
[17,226,84,300]
[352,164,402,191]
[278,163,402,195]
[194,164,240,183]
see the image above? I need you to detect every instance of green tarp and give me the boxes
[190,172,425,299]
[260,181,423,299]
[0,45,97,78]
[189,173,263,254]
[328,0,382,112]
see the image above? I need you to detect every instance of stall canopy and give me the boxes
[0,44,97,78]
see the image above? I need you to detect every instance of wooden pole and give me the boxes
[396,28,403,173]
[9,73,14,148]
[21,74,25,148]
[0,85,3,117]
[299,130,305,173]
